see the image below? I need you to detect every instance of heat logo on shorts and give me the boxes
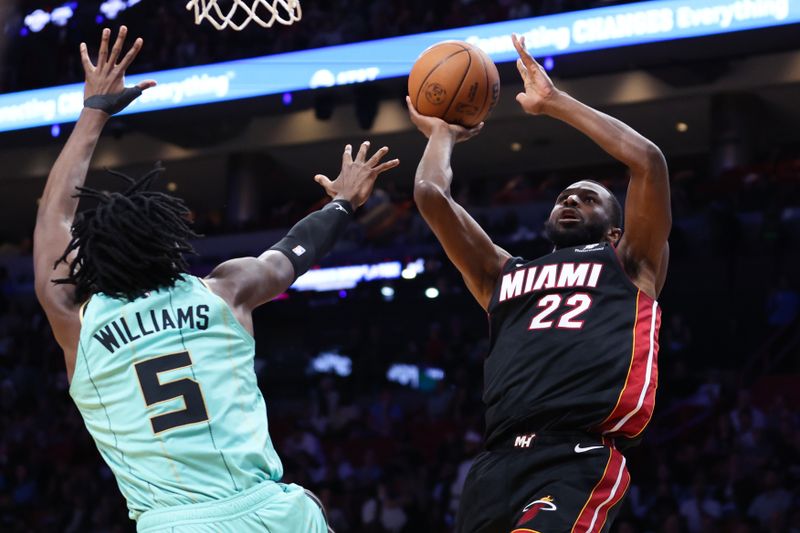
[515,495,557,527]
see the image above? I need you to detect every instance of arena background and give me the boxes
[0,1,799,531]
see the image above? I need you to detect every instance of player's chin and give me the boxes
[545,220,603,248]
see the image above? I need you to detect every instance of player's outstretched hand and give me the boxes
[314,141,400,209]
[406,96,483,143]
[80,26,156,115]
[511,33,559,116]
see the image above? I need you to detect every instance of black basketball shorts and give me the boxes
[455,432,630,533]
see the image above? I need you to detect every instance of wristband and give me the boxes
[84,86,143,116]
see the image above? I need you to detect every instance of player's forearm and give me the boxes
[544,91,663,174]
[37,109,108,226]
[414,127,457,201]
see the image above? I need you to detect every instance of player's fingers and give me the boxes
[366,146,389,167]
[97,28,111,66]
[512,34,537,70]
[373,159,400,174]
[314,174,335,196]
[342,144,353,165]
[405,96,421,120]
[468,122,484,137]
[117,37,143,72]
[136,79,157,91]
[107,26,128,68]
[355,140,370,163]
[79,42,94,72]
[516,58,530,83]
[405,96,415,113]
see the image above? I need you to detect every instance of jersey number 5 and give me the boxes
[529,293,592,330]
[134,351,210,434]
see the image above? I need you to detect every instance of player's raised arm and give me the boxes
[205,141,399,322]
[33,26,154,353]
[511,34,671,298]
[407,98,511,311]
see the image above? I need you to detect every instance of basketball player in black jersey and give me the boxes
[407,34,670,533]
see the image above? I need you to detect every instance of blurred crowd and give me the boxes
[1,1,799,532]
[0,154,799,531]
[3,0,636,92]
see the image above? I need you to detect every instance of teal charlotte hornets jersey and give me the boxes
[70,275,283,520]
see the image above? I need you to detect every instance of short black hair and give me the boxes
[54,164,198,302]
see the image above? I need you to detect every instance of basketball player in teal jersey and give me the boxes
[33,27,399,533]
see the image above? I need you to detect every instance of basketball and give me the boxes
[408,41,500,128]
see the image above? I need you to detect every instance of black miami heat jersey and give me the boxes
[484,242,661,446]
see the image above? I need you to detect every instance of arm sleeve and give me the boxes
[269,199,354,281]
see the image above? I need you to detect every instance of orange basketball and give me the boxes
[408,41,500,128]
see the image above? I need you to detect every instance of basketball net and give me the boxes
[185,0,302,31]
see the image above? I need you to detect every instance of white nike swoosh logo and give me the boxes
[574,444,605,453]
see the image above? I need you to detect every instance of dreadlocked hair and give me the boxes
[54,163,199,303]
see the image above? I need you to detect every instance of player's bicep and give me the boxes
[618,146,671,276]
[206,253,295,311]
[33,221,81,334]
[415,182,509,309]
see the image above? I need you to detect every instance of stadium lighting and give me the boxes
[676,121,689,132]
[100,0,142,20]
[310,351,352,377]
[380,286,395,301]
[425,287,439,299]
[50,124,60,138]
[24,10,50,32]
[291,259,425,292]
[23,2,77,33]
[51,5,75,26]
[387,363,445,389]
[401,258,425,280]
[543,57,555,71]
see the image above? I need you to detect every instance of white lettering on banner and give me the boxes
[468,1,790,55]
[676,0,789,29]
[310,69,336,88]
[137,73,232,106]
[467,25,571,53]
[0,98,57,124]
[337,67,380,85]
[573,9,674,44]
[310,67,380,89]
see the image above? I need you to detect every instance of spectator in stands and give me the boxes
[730,390,767,433]
[678,475,722,533]
[746,469,792,529]
[766,276,799,327]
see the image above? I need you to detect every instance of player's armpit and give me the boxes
[414,181,510,310]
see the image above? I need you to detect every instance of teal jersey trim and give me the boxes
[70,276,282,520]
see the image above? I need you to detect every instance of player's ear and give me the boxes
[608,226,622,244]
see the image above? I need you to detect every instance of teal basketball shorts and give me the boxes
[136,481,329,533]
